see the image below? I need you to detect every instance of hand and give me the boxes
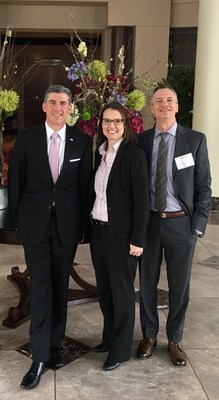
[129,244,143,257]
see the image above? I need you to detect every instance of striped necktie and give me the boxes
[155,132,168,211]
[49,132,60,183]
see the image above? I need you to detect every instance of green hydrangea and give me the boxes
[82,110,91,121]
[0,89,20,113]
[125,89,146,111]
[87,60,107,82]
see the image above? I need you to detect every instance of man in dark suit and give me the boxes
[8,85,93,389]
[137,83,211,367]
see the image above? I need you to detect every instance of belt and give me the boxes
[92,218,109,227]
[150,210,187,219]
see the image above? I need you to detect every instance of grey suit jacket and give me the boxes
[8,123,93,245]
[137,124,212,235]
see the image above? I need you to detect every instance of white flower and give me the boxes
[77,41,87,58]
[66,103,80,126]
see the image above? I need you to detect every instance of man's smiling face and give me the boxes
[150,88,179,123]
[42,92,71,130]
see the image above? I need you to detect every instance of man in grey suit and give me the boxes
[137,83,211,366]
[8,85,93,389]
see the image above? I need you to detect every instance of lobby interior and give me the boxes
[0,210,218,400]
[1,1,219,399]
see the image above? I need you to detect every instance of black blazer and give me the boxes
[137,124,212,235]
[8,123,93,245]
[89,141,150,248]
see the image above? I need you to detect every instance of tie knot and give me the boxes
[51,132,59,141]
[160,132,168,139]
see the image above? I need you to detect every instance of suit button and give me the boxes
[108,207,111,212]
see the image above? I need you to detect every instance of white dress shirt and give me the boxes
[91,139,122,222]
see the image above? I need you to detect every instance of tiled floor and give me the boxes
[0,211,219,399]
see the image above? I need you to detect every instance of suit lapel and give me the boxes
[147,129,155,175]
[107,141,127,188]
[173,124,189,176]
[37,124,52,181]
[57,126,75,177]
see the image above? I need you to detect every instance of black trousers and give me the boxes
[139,214,197,343]
[23,211,77,362]
[90,223,137,363]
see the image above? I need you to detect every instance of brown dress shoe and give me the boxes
[137,338,157,358]
[168,342,187,366]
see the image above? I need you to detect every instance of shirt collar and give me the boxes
[155,122,177,138]
[98,138,123,156]
[45,122,66,142]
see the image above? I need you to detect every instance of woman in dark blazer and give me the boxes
[89,102,149,371]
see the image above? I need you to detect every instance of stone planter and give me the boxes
[0,188,8,210]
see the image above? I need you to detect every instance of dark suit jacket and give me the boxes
[8,123,93,245]
[137,124,212,235]
[89,141,150,248]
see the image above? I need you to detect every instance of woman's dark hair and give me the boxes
[96,102,136,149]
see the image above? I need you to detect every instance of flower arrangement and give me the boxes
[0,28,20,188]
[0,27,41,188]
[65,34,157,138]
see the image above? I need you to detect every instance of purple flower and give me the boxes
[111,91,125,106]
[67,61,87,82]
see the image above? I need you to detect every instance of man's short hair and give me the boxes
[44,85,72,104]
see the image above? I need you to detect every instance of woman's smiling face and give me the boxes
[102,108,125,145]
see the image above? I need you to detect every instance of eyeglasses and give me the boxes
[102,118,124,126]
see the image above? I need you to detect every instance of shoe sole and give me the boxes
[137,352,153,359]
[103,362,120,371]
[171,358,187,367]
[49,362,64,370]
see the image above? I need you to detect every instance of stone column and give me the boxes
[193,0,219,200]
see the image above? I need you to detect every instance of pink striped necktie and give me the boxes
[49,132,60,183]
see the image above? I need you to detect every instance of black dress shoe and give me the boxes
[103,359,120,371]
[20,362,49,390]
[49,346,64,369]
[92,343,109,353]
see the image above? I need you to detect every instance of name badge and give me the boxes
[174,153,195,170]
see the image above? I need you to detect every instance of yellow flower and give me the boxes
[0,89,20,113]
[77,41,87,58]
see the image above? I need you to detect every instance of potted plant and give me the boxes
[0,28,20,209]
[0,27,41,210]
